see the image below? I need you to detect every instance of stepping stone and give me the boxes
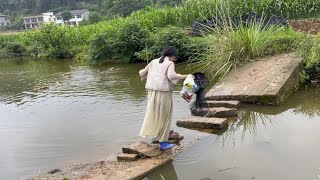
[205,53,303,105]
[177,117,228,129]
[191,107,238,118]
[117,153,138,161]
[199,100,240,108]
[122,142,162,158]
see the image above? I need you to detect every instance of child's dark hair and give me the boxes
[159,46,177,63]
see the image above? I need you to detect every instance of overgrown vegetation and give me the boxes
[189,22,304,80]
[0,0,182,29]
[135,26,192,62]
[297,36,320,82]
[1,0,320,83]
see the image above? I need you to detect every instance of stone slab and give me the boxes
[177,117,228,129]
[122,142,162,158]
[117,153,138,161]
[191,107,238,118]
[205,53,303,105]
[199,100,240,108]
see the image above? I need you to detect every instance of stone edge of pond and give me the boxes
[27,134,205,180]
[205,53,303,105]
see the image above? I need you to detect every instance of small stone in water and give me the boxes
[47,168,61,174]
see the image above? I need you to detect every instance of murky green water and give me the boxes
[1,58,320,180]
[146,87,320,180]
[0,58,193,179]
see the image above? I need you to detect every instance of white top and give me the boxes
[139,57,182,92]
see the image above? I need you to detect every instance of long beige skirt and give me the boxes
[140,90,173,142]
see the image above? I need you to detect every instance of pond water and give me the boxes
[0,58,320,180]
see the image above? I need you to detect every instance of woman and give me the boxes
[139,46,190,150]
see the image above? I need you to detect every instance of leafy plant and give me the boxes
[23,24,73,59]
[135,26,192,62]
[88,20,150,64]
[297,35,320,81]
[189,20,302,80]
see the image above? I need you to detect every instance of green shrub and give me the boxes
[135,26,192,62]
[297,35,320,81]
[24,24,72,59]
[1,0,320,62]
[89,21,150,64]
[190,22,302,80]
[4,42,27,56]
[0,34,27,58]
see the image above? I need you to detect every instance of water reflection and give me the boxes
[0,58,191,179]
[144,161,178,180]
[173,87,320,180]
[0,58,149,105]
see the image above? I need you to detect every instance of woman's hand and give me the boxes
[180,74,194,80]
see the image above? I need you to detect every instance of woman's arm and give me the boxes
[139,63,150,80]
[167,63,189,84]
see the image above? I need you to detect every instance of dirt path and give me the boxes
[288,18,320,34]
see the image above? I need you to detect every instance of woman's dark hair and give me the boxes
[159,46,178,63]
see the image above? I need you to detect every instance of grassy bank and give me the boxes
[1,0,320,82]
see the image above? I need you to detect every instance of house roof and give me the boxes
[24,15,43,19]
[0,13,9,17]
[55,9,88,17]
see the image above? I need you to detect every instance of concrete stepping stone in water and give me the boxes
[191,107,238,118]
[199,100,240,108]
[152,133,184,144]
[122,142,162,158]
[117,153,138,161]
[177,117,228,129]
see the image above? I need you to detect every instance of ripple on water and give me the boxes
[173,145,201,163]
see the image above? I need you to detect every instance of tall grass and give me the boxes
[0,0,318,62]
[189,20,304,80]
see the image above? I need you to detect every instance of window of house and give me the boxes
[7,23,9,26]
[76,15,82,18]
[31,18,37,22]
[72,15,76,19]
[38,17,43,21]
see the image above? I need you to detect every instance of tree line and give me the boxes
[0,0,182,30]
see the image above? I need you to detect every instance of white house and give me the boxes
[55,9,89,26]
[24,12,57,29]
[0,13,11,27]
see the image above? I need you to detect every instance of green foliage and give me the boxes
[10,16,25,30]
[190,23,303,80]
[80,12,104,25]
[61,11,72,21]
[88,21,150,64]
[155,0,182,7]
[0,0,318,65]
[88,12,103,24]
[24,24,73,59]
[107,0,154,17]
[297,35,320,81]
[135,26,192,62]
[0,34,27,58]
[4,42,27,56]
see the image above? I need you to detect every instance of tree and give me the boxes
[155,0,182,7]
[61,11,72,21]
[109,0,153,17]
[88,12,103,24]
[10,16,24,29]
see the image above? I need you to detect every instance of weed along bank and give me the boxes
[2,0,320,179]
